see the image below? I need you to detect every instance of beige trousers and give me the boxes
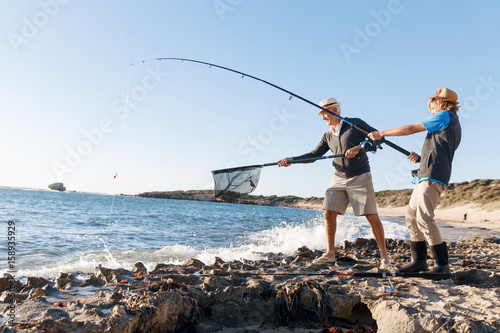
[406,180,445,246]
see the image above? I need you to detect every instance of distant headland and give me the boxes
[136,179,500,211]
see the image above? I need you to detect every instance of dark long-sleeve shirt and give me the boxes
[292,117,377,178]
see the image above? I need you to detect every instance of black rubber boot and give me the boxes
[396,241,429,273]
[429,242,450,274]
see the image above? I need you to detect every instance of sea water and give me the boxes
[0,186,453,279]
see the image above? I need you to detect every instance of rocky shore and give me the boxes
[2,237,499,332]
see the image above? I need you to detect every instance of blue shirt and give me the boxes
[412,111,451,186]
[421,111,450,133]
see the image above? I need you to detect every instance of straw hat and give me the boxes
[318,97,341,115]
[430,88,458,104]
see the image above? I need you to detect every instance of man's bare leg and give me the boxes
[365,213,391,266]
[313,209,338,262]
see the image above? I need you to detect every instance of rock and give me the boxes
[94,267,131,284]
[291,256,309,264]
[24,276,51,290]
[294,245,316,258]
[197,320,224,333]
[40,308,71,321]
[84,307,105,318]
[94,267,117,283]
[210,301,265,327]
[0,290,25,303]
[353,237,378,248]
[132,262,148,273]
[0,277,23,293]
[126,290,199,333]
[183,258,206,269]
[55,277,73,289]
[111,304,127,316]
[213,257,225,266]
[28,288,46,299]
[98,290,123,305]
[80,273,106,287]
[48,182,66,191]
[455,269,500,286]
[201,275,231,292]
[372,301,422,333]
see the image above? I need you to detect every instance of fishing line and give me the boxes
[106,64,134,234]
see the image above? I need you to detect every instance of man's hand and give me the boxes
[278,157,292,167]
[368,131,384,141]
[345,146,360,159]
[408,152,421,164]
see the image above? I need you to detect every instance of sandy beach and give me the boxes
[295,200,500,234]
[377,203,500,233]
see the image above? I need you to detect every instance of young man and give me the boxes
[368,88,461,274]
[278,98,391,268]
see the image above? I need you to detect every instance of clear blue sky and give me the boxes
[1,1,499,197]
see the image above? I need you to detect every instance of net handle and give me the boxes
[212,154,344,174]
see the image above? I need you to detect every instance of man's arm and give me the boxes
[278,134,330,167]
[368,122,426,141]
[368,122,426,164]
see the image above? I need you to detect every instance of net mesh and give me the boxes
[212,167,262,197]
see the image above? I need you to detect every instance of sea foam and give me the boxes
[10,214,408,279]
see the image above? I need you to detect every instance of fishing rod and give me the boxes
[155,270,454,280]
[136,57,411,157]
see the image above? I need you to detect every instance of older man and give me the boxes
[278,98,391,268]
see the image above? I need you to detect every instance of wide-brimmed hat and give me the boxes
[430,88,458,104]
[318,97,341,115]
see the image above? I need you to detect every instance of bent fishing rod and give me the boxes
[135,57,411,157]
[155,270,454,280]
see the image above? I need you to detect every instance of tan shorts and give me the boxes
[322,172,377,216]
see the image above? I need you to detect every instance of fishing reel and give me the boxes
[378,277,398,296]
[358,138,382,154]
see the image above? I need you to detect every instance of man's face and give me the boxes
[320,106,340,126]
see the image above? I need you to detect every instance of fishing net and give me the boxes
[211,154,342,197]
[212,166,262,197]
